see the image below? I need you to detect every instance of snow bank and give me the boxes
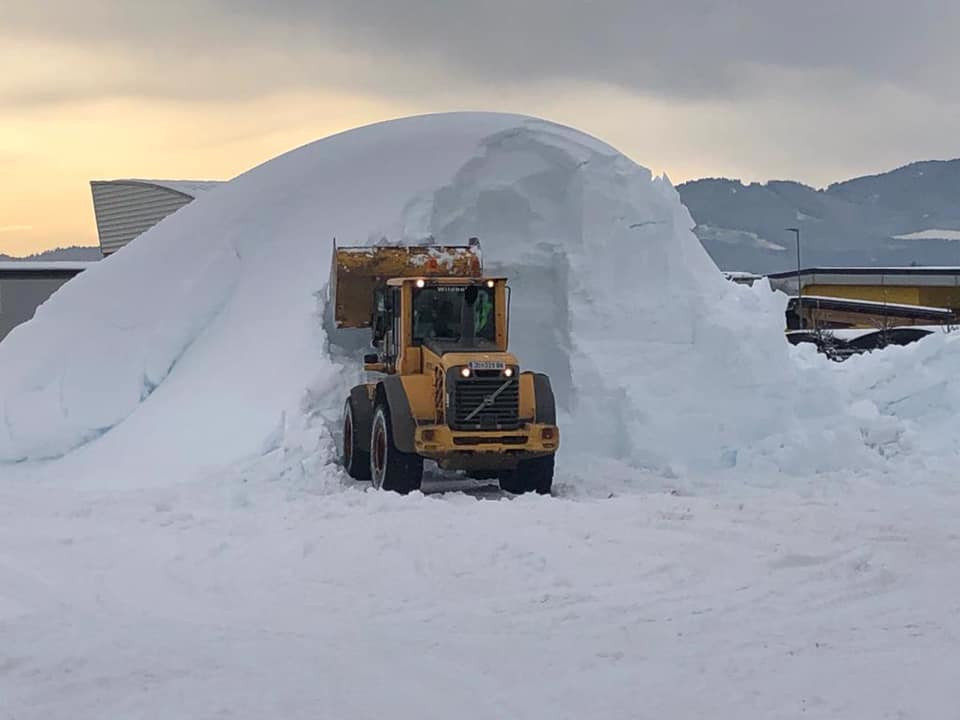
[0,112,957,486]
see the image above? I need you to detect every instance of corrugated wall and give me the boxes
[90,181,194,255]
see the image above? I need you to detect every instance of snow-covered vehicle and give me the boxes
[331,239,559,494]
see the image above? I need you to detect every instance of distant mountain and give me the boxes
[0,246,103,262]
[678,159,960,273]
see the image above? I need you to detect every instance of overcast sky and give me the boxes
[2,0,958,254]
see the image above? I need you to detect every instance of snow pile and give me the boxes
[832,330,960,474]
[0,111,957,486]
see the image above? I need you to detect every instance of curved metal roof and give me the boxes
[111,179,224,198]
[89,179,224,255]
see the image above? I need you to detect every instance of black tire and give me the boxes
[499,455,554,495]
[370,404,423,494]
[341,397,371,481]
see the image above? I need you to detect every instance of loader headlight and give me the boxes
[486,279,495,288]
[415,278,426,288]
[460,367,471,378]
[503,367,514,377]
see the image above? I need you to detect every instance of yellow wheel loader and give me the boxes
[331,238,559,494]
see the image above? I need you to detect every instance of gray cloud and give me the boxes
[254,0,960,100]
[3,0,958,186]
[6,0,960,102]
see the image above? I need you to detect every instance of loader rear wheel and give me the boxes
[341,398,371,481]
[499,455,554,495]
[370,404,423,494]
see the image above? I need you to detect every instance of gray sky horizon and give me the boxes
[2,0,959,254]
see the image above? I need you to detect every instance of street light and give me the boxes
[785,227,802,327]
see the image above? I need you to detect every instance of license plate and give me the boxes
[468,360,505,370]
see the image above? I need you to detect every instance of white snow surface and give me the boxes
[893,228,960,241]
[4,473,960,719]
[4,112,960,718]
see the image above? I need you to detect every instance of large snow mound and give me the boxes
[0,112,957,486]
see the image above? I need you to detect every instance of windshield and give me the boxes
[412,285,496,343]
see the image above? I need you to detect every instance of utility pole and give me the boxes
[786,228,802,327]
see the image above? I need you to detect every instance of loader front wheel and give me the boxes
[370,404,423,494]
[341,397,371,481]
[499,455,554,496]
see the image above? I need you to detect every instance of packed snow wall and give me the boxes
[0,112,955,486]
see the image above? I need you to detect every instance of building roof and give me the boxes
[109,179,225,198]
[768,266,960,279]
[768,266,960,292]
[0,261,97,273]
[89,179,225,255]
[789,294,954,321]
[792,326,942,342]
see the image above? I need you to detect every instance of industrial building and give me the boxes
[90,179,222,255]
[0,262,96,341]
[0,179,221,343]
[768,267,960,329]
[768,267,960,310]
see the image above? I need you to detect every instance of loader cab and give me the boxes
[411,282,497,347]
[368,277,509,373]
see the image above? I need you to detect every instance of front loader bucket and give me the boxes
[330,240,483,328]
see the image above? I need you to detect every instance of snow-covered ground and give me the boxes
[4,472,959,719]
[3,113,960,718]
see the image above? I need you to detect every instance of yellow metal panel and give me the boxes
[494,280,508,349]
[421,345,444,370]
[518,372,536,420]
[805,283,960,311]
[805,284,921,306]
[399,374,435,421]
[434,350,518,368]
[397,284,420,375]
[420,346,446,423]
[918,287,960,310]
[413,423,559,464]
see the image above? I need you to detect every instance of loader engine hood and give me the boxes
[441,352,521,431]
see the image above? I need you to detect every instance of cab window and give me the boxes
[412,285,495,343]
